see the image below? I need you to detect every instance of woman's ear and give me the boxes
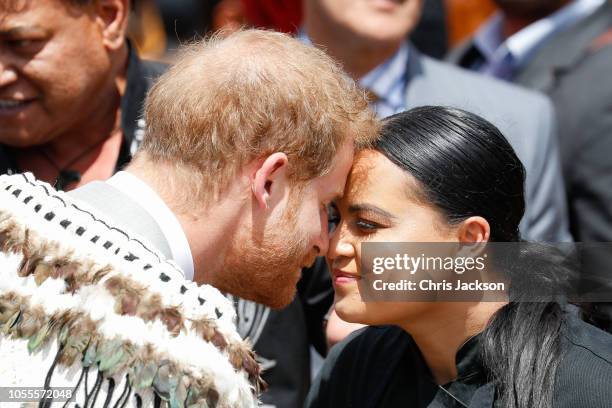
[456,216,490,243]
[251,153,289,210]
[95,0,129,51]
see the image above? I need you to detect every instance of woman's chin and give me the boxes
[335,299,368,324]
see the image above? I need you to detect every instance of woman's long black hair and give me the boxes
[376,106,564,408]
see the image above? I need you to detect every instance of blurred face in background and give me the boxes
[306,0,423,47]
[493,0,570,19]
[0,0,120,147]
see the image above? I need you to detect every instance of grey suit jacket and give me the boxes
[516,3,612,246]
[405,47,571,242]
[448,3,612,245]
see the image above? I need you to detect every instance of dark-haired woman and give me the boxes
[305,106,612,408]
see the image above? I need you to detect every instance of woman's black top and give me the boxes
[305,309,612,408]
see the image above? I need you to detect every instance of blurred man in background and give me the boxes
[0,0,164,190]
[450,0,612,330]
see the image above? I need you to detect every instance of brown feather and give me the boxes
[159,307,184,337]
[138,294,163,321]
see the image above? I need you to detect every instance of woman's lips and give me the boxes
[332,269,360,285]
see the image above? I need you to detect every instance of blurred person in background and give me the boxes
[207,0,448,57]
[0,0,164,191]
[449,0,612,330]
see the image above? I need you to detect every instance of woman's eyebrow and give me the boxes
[348,203,397,220]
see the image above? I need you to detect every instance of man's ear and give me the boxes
[456,216,490,243]
[251,153,289,210]
[95,0,129,51]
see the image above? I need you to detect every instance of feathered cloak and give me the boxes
[0,173,264,407]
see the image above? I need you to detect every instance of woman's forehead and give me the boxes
[346,151,404,198]
[344,150,427,208]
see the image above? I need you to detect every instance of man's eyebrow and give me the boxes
[0,26,48,37]
[348,203,397,220]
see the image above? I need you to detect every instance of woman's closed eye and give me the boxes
[351,206,394,234]
[354,218,384,233]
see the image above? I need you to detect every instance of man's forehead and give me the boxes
[319,141,355,199]
[310,171,345,201]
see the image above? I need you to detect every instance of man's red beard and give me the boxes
[220,222,314,309]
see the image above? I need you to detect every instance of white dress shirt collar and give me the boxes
[106,171,195,281]
[475,0,605,69]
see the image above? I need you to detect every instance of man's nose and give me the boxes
[314,212,331,257]
[0,59,18,88]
